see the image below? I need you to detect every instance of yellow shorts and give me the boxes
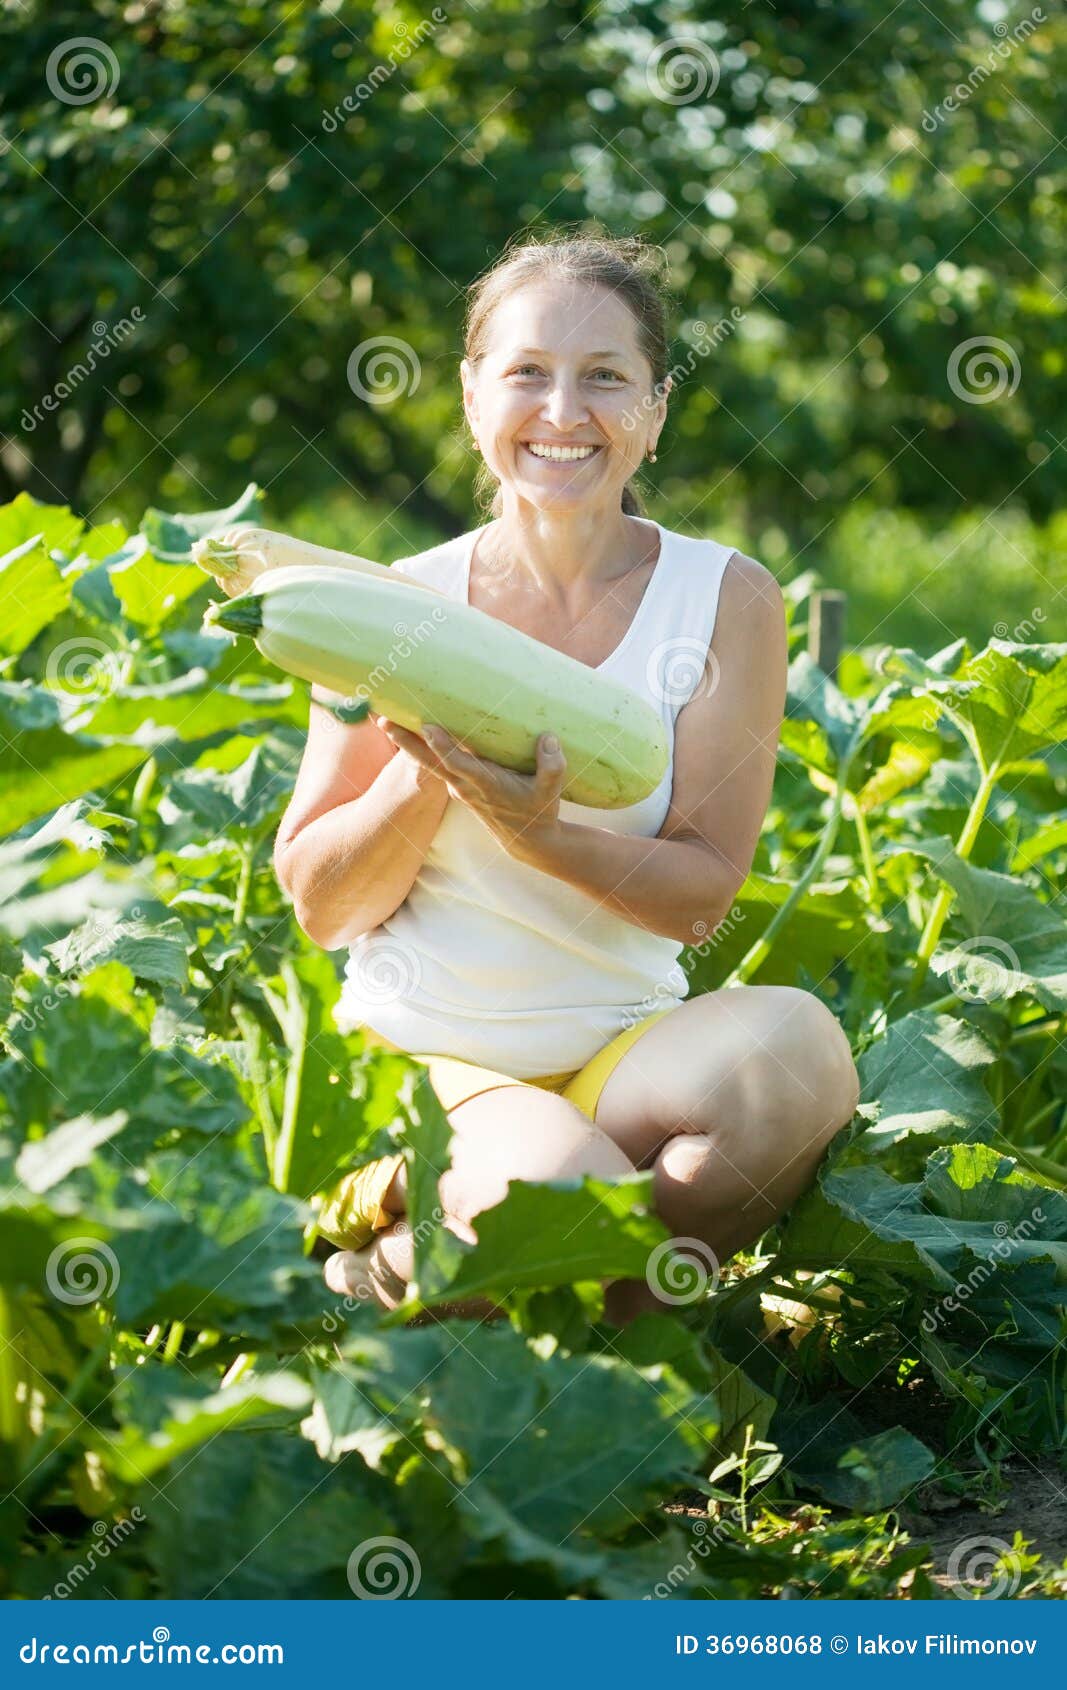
[315,1008,674,1251]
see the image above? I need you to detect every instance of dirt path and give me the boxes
[900,1458,1067,1595]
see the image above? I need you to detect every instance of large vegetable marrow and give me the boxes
[206,564,669,809]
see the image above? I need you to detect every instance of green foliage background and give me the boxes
[2,0,1066,1603]
[2,0,1064,645]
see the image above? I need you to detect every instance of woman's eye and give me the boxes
[507,365,625,381]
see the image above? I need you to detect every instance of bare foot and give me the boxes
[322,1218,504,1322]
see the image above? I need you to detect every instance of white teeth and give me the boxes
[525,443,598,461]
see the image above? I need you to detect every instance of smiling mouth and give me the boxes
[521,442,603,464]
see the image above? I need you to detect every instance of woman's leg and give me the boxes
[324,1081,635,1312]
[592,985,860,1262]
[324,984,858,1314]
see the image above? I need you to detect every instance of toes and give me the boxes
[371,1223,414,1284]
[322,1248,375,1300]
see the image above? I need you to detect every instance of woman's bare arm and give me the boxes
[502,553,786,942]
[274,687,448,950]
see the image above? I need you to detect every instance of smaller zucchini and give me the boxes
[192,525,443,600]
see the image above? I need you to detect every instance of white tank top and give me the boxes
[334,520,736,1078]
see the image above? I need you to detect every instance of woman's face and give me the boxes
[461,280,667,514]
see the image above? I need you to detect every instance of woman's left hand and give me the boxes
[376,717,567,855]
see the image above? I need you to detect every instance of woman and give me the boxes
[271,232,860,1315]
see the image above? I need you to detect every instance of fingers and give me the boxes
[422,725,489,783]
[376,717,444,774]
[535,731,568,801]
[376,718,567,822]
[379,718,486,787]
[536,731,566,774]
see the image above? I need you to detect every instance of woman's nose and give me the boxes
[541,382,589,429]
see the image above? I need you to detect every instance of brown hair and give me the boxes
[462,229,672,519]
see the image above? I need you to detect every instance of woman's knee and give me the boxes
[440,1085,634,1223]
[778,988,860,1141]
[684,987,858,1149]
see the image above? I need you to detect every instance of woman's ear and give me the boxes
[460,357,480,438]
[648,373,671,447]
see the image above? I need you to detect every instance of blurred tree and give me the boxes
[0,0,1062,562]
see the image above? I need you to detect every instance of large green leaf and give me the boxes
[782,654,946,801]
[14,1111,130,1193]
[102,1366,311,1483]
[143,1429,392,1598]
[925,1143,1067,1234]
[300,1360,407,1470]
[140,483,263,561]
[0,681,146,833]
[422,1173,670,1305]
[258,947,409,1199]
[912,839,1067,1011]
[684,873,870,992]
[609,1313,775,1457]
[45,910,189,989]
[108,541,211,634]
[78,670,303,743]
[0,800,107,912]
[109,1144,332,1338]
[854,1009,1000,1164]
[0,494,83,557]
[883,640,1067,774]
[0,537,70,658]
[2,964,248,1157]
[782,653,867,774]
[166,740,299,835]
[781,1144,1067,1285]
[775,1405,935,1510]
[340,1321,718,1584]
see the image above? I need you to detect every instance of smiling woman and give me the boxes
[463,233,670,525]
[270,230,860,1316]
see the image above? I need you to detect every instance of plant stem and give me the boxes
[726,779,847,986]
[17,1343,110,1515]
[924,993,960,1016]
[218,843,256,1025]
[220,1353,256,1388]
[997,1140,1066,1186]
[270,962,307,1194]
[1009,1044,1061,1142]
[130,754,157,823]
[1012,1014,1065,1045]
[0,1291,22,1457]
[739,1423,753,1534]
[233,1003,278,1164]
[854,808,882,913]
[162,1321,185,1363]
[1045,1112,1067,1165]
[914,765,999,988]
[232,841,255,930]
[1017,1096,1063,1141]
